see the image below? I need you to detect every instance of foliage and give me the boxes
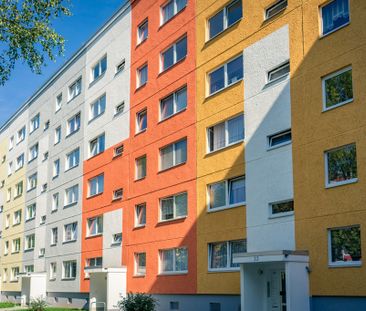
[29,297,47,311]
[0,302,17,308]
[327,144,357,183]
[325,69,353,108]
[0,0,71,85]
[331,226,361,262]
[118,293,157,311]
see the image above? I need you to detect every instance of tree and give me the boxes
[0,0,71,85]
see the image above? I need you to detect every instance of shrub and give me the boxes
[29,296,48,311]
[117,293,157,311]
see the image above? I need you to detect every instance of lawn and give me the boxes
[0,302,18,308]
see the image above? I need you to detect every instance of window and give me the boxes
[44,120,50,131]
[114,144,124,157]
[267,61,290,83]
[137,64,148,88]
[63,260,77,279]
[5,214,10,228]
[7,161,13,176]
[65,184,79,206]
[51,227,58,245]
[137,19,148,44]
[208,115,244,152]
[54,126,61,145]
[26,204,36,221]
[135,252,146,276]
[209,55,243,95]
[39,248,45,257]
[160,86,187,120]
[209,240,246,270]
[11,267,19,281]
[53,159,60,178]
[13,210,21,225]
[52,193,59,211]
[160,139,187,171]
[92,56,107,81]
[25,234,35,250]
[50,262,57,280]
[208,176,246,210]
[66,148,80,170]
[135,155,147,180]
[321,0,350,36]
[113,188,123,200]
[9,136,14,150]
[40,215,46,224]
[30,113,40,133]
[322,67,353,110]
[14,181,23,198]
[161,36,187,72]
[27,173,37,191]
[64,222,78,242]
[89,134,105,157]
[161,0,187,24]
[69,77,82,100]
[116,59,125,74]
[4,241,8,255]
[6,188,11,202]
[329,226,361,266]
[67,112,81,136]
[170,302,180,310]
[136,109,147,133]
[29,143,39,161]
[135,203,146,227]
[56,93,62,112]
[325,143,357,187]
[208,0,242,40]
[160,192,187,221]
[160,247,188,274]
[17,126,26,144]
[2,268,7,282]
[25,265,34,274]
[270,200,294,217]
[16,153,24,170]
[112,233,122,245]
[12,238,20,253]
[85,257,103,278]
[268,129,292,149]
[87,216,103,237]
[90,94,106,121]
[114,102,125,116]
[265,0,287,20]
[88,174,104,197]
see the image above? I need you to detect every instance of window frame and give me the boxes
[159,247,188,275]
[51,227,58,246]
[56,93,62,112]
[267,129,292,150]
[62,260,77,280]
[269,199,294,218]
[66,112,81,137]
[135,203,146,227]
[88,174,104,198]
[264,0,287,20]
[136,109,147,134]
[159,138,187,171]
[87,215,103,237]
[320,0,350,37]
[25,234,35,251]
[267,61,290,84]
[28,143,39,162]
[50,262,57,280]
[64,184,79,207]
[68,77,82,101]
[160,0,187,25]
[134,252,146,276]
[65,148,80,171]
[159,192,188,222]
[160,35,187,73]
[208,239,246,271]
[26,203,36,221]
[54,126,61,145]
[27,173,37,191]
[135,155,147,180]
[63,222,78,243]
[90,93,106,121]
[89,133,105,158]
[137,19,148,45]
[136,63,148,89]
[159,85,187,121]
[322,66,353,111]
[91,55,107,82]
[16,126,26,144]
[29,113,40,134]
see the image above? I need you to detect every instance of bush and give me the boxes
[29,297,48,311]
[118,293,157,311]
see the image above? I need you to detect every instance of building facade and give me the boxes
[0,0,364,310]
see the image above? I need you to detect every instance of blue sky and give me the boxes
[0,0,125,127]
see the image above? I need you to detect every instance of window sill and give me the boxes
[11,251,20,254]
[52,175,59,180]
[67,93,81,104]
[322,98,353,112]
[158,161,186,174]
[320,22,350,40]
[205,78,243,100]
[88,111,105,125]
[208,268,240,273]
[87,192,103,199]
[50,243,57,247]
[158,107,187,124]
[111,242,122,247]
[135,128,147,137]
[325,178,358,189]
[13,222,21,227]
[133,224,146,230]
[9,280,18,283]
[49,278,56,281]
[87,151,105,161]
[61,277,76,281]
[112,196,122,202]
[205,18,242,46]
[51,209,58,213]
[25,217,35,223]
[14,194,22,200]
[133,274,146,278]
[136,37,148,48]
[206,139,244,156]
[328,261,361,268]
[267,141,292,151]
[158,6,186,30]
[89,72,105,88]
[64,202,77,209]
[24,248,34,253]
[269,211,294,219]
[157,216,187,225]
[134,176,146,182]
[158,56,186,77]
[158,271,188,276]
[65,129,80,139]
[264,74,289,88]
[86,233,102,239]
[54,141,61,146]
[28,157,37,164]
[62,240,77,245]
[64,165,79,173]
[207,203,245,213]
[135,82,147,92]
[27,187,36,193]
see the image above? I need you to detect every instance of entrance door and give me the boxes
[268,270,286,311]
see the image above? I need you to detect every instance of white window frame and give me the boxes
[88,174,104,197]
[137,19,148,44]
[113,188,123,200]
[62,260,77,280]
[115,59,125,74]
[51,227,58,245]
[160,0,187,25]
[159,247,188,275]
[134,252,146,276]
[90,94,106,121]
[54,126,61,145]
[66,112,81,136]
[91,55,107,82]
[137,64,148,88]
[30,113,40,133]
[65,148,80,171]
[64,184,79,207]
[264,0,287,20]
[114,102,125,116]
[159,192,188,222]
[4,241,9,255]
[112,233,122,245]
[160,86,187,121]
[267,129,292,150]
[13,210,21,225]
[63,222,78,243]
[136,109,147,134]
[12,238,20,253]
[85,257,103,278]
[114,144,124,157]
[266,61,290,84]
[14,181,23,198]
[16,153,25,171]
[26,203,36,221]
[207,176,246,212]
[16,126,26,144]
[322,66,353,111]
[52,193,59,211]
[135,203,146,227]
[135,155,147,180]
[10,267,19,282]
[159,138,187,171]
[53,159,60,178]
[87,216,103,237]
[68,77,82,101]
[27,173,37,191]
[56,93,62,112]
[160,35,187,72]
[208,239,246,271]
[50,262,57,280]
[89,133,105,158]
[269,199,294,218]
[320,0,350,37]
[28,143,39,162]
[25,234,35,251]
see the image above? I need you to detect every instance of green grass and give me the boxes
[0,302,18,308]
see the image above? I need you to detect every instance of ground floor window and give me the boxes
[159,247,188,274]
[209,239,246,271]
[135,252,146,276]
[63,260,77,279]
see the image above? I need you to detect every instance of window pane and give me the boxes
[229,177,245,205]
[228,115,244,144]
[209,66,225,94]
[175,193,187,217]
[161,197,174,220]
[176,87,187,112]
[324,69,353,109]
[210,242,227,269]
[227,55,243,85]
[101,57,107,74]
[227,0,242,27]
[209,182,226,209]
[327,144,357,184]
[268,62,290,82]
[161,94,174,119]
[209,10,224,39]
[271,200,294,215]
[162,249,174,272]
[163,1,174,23]
[163,46,174,70]
[161,144,174,170]
[330,226,361,263]
[175,140,187,165]
[137,110,147,131]
[322,0,349,35]
[176,36,187,62]
[269,130,292,147]
[176,0,187,12]
[209,122,225,151]
[230,240,246,267]
[175,248,188,271]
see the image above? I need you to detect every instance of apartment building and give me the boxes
[0,0,364,311]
